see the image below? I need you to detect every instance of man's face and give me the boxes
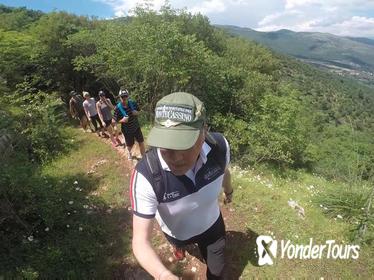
[160,130,205,176]
[120,96,128,103]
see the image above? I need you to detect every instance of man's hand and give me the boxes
[223,189,233,204]
[120,116,129,123]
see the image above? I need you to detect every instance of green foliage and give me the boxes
[211,113,251,162]
[0,156,125,278]
[316,182,374,244]
[309,125,374,181]
[0,3,372,178]
[248,86,310,165]
[0,4,43,31]
[0,30,37,87]
[8,91,68,163]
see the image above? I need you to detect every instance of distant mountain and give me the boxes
[217,25,374,86]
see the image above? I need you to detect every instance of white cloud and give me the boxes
[189,0,227,14]
[328,16,374,37]
[96,0,374,37]
[257,0,374,37]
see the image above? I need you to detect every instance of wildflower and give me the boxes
[27,236,34,242]
[73,181,78,185]
[337,214,343,219]
[68,201,74,205]
[45,227,50,232]
[79,227,83,231]
[66,224,70,228]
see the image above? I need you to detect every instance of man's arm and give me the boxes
[132,215,179,280]
[96,102,105,124]
[222,168,233,204]
[131,101,140,116]
[106,98,115,110]
[113,106,129,123]
[83,102,90,119]
[69,99,76,117]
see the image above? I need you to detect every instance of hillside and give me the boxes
[1,5,374,278]
[217,25,374,86]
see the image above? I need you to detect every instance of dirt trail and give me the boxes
[97,132,253,280]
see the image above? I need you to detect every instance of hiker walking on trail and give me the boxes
[130,92,233,280]
[83,91,104,137]
[113,89,145,160]
[96,90,121,147]
[69,90,89,131]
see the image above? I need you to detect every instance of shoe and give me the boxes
[172,246,186,261]
[115,137,122,145]
[114,142,121,147]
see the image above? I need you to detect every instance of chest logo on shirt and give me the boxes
[163,191,180,201]
[204,166,222,181]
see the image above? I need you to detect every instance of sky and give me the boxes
[1,0,374,38]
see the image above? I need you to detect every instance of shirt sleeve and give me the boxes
[129,169,158,219]
[223,136,230,168]
[133,101,140,111]
[113,106,121,122]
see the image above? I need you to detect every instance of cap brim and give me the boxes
[147,126,200,150]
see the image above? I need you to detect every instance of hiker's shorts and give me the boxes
[103,119,113,128]
[123,127,144,147]
[164,213,226,280]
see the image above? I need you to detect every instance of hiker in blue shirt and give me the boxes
[113,89,145,160]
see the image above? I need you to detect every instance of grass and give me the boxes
[228,165,374,278]
[40,126,134,278]
[3,115,373,278]
[1,125,135,279]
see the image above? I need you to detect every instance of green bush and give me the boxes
[10,90,68,163]
[316,182,374,244]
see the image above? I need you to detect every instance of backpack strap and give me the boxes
[116,102,128,117]
[117,100,136,117]
[128,100,136,111]
[144,148,165,202]
[205,132,227,169]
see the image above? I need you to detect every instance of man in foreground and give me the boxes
[130,92,233,280]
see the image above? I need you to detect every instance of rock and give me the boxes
[287,200,305,219]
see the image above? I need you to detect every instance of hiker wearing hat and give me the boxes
[96,90,121,147]
[83,91,105,137]
[113,89,145,159]
[130,92,233,280]
[69,90,89,131]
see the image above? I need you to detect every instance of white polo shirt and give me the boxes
[130,135,230,240]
